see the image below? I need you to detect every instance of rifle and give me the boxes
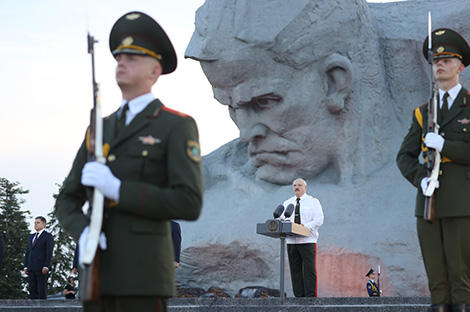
[377,265,381,297]
[82,32,106,302]
[423,12,441,224]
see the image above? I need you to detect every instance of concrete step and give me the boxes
[168,297,430,312]
[0,297,431,311]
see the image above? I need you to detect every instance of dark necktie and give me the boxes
[441,92,449,119]
[116,103,129,134]
[32,232,38,246]
[294,198,301,224]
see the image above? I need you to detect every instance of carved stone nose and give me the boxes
[239,124,268,142]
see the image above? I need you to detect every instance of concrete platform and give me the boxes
[0,297,431,311]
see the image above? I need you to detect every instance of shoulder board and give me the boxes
[161,106,189,118]
[418,102,428,109]
[414,103,427,129]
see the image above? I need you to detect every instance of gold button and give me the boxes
[142,150,148,157]
[108,154,116,162]
[439,170,443,175]
[464,128,467,132]
[441,132,445,136]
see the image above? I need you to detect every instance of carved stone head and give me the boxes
[186,0,389,184]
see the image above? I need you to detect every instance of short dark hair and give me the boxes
[35,216,46,224]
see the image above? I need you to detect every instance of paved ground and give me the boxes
[0,297,431,312]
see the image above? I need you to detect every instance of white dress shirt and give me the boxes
[282,193,324,244]
[439,84,462,110]
[119,93,156,126]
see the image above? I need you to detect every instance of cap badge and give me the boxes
[139,135,161,145]
[126,13,141,20]
[122,36,134,46]
[437,46,445,53]
[435,30,446,36]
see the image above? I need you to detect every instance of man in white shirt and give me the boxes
[282,178,324,297]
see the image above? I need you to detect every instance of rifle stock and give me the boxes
[81,32,105,302]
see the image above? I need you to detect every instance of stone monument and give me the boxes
[175,0,470,297]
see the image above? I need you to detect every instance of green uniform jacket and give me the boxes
[55,99,203,297]
[397,87,470,218]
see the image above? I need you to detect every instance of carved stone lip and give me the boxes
[250,150,300,166]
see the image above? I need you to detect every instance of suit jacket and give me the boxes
[397,87,470,218]
[55,99,203,297]
[24,231,54,271]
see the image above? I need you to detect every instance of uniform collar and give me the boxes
[440,83,462,102]
[120,93,155,116]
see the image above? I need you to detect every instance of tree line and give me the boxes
[0,177,75,299]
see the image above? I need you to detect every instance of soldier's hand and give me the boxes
[420,177,440,195]
[78,226,108,268]
[81,162,121,201]
[424,133,445,152]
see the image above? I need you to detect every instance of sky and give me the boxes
[0,0,400,231]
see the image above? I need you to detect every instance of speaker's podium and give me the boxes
[256,220,310,299]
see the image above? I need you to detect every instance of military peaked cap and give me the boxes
[423,28,470,67]
[109,11,177,74]
[366,268,375,277]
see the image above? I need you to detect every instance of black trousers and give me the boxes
[417,217,470,304]
[287,243,317,297]
[83,296,168,312]
[28,270,48,299]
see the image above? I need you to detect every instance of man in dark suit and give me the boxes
[24,216,54,299]
[55,11,203,312]
[397,28,470,312]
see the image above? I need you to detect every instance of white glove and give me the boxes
[81,162,121,202]
[420,177,440,195]
[424,132,445,152]
[78,226,107,268]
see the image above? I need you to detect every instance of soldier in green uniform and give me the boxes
[55,11,203,312]
[397,28,470,312]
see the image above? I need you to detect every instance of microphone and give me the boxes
[273,205,285,219]
[284,204,295,218]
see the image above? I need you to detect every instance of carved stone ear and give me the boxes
[321,54,353,114]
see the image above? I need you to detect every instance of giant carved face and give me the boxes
[200,50,340,184]
[186,0,380,184]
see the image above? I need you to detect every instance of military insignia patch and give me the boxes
[435,30,446,36]
[186,140,201,163]
[458,118,470,124]
[437,46,445,53]
[139,135,161,145]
